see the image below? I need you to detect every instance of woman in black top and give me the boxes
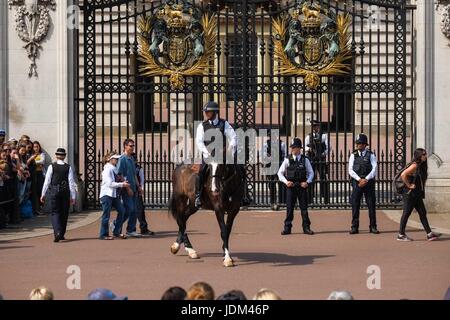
[397,148,441,241]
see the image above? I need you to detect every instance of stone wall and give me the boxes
[5,0,72,165]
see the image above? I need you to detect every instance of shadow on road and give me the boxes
[151,230,208,239]
[314,229,400,235]
[0,245,34,250]
[202,252,334,267]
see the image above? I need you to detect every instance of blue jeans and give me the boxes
[119,191,137,233]
[100,195,125,237]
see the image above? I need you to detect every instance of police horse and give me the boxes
[168,159,245,267]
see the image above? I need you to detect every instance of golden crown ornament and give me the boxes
[272,0,352,90]
[137,0,217,90]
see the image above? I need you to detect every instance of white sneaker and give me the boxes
[397,234,413,241]
[126,231,142,238]
[427,232,442,241]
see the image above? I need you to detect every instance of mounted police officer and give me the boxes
[194,101,250,208]
[40,148,77,242]
[348,134,380,235]
[278,138,314,235]
[305,119,330,203]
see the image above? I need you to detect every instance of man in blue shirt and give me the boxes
[115,139,142,237]
[348,134,380,235]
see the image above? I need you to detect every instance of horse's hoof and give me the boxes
[223,258,234,267]
[188,251,200,259]
[170,242,180,255]
[186,248,199,259]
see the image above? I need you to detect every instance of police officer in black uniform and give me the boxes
[41,148,76,242]
[278,138,315,235]
[305,119,330,203]
[348,134,380,235]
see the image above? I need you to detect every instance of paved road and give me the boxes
[0,210,449,300]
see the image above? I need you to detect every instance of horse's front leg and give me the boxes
[170,216,185,255]
[224,209,239,267]
[183,222,199,260]
[215,209,234,267]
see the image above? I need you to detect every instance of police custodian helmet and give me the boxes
[290,138,303,148]
[355,133,369,145]
[203,101,219,112]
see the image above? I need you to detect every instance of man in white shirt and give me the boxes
[40,148,77,242]
[277,138,315,235]
[348,134,380,235]
[194,101,239,208]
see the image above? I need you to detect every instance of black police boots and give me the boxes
[370,227,380,234]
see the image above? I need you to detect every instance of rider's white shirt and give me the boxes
[195,115,237,159]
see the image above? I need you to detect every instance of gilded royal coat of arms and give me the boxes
[273,0,352,89]
[137,0,217,90]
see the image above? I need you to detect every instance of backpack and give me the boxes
[392,162,414,195]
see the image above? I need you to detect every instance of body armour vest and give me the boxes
[308,131,326,158]
[50,163,70,186]
[202,119,226,156]
[285,155,307,183]
[352,150,373,179]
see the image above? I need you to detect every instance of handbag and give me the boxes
[392,162,413,196]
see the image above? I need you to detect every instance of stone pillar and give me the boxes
[416,0,450,213]
[7,0,71,160]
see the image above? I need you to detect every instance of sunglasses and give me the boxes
[3,149,11,152]
[127,145,135,148]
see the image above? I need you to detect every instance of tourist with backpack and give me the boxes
[397,148,441,241]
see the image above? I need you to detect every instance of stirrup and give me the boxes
[194,195,202,208]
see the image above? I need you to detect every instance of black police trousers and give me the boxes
[284,185,311,230]
[351,179,377,229]
[48,189,70,238]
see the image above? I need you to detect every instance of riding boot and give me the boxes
[195,165,206,208]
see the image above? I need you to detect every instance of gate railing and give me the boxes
[91,147,399,209]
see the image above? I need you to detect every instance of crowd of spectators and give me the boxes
[1,283,450,300]
[0,130,49,229]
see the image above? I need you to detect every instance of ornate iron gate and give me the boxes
[78,0,415,209]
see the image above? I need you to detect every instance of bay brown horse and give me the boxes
[168,161,245,267]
